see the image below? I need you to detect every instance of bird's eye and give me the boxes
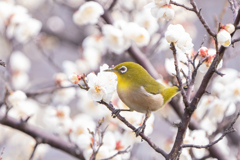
[119,66,127,73]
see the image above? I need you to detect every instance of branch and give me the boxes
[182,111,240,149]
[170,1,194,11]
[99,101,168,159]
[0,60,6,67]
[171,0,216,37]
[29,139,40,160]
[168,8,240,160]
[108,0,118,10]
[170,43,189,107]
[0,113,85,160]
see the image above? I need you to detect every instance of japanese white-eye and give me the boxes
[106,62,179,114]
[105,62,179,135]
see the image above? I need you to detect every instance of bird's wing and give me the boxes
[143,82,166,95]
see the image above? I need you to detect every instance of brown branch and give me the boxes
[0,60,6,67]
[108,0,118,10]
[170,43,189,107]
[99,101,168,159]
[171,0,216,37]
[170,1,194,11]
[182,110,240,149]
[168,8,240,160]
[0,113,85,160]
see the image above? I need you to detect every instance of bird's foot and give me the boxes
[112,109,131,118]
[134,124,146,137]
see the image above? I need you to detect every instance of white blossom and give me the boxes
[222,23,235,34]
[165,24,185,43]
[73,1,104,25]
[82,35,106,54]
[102,24,130,54]
[145,3,174,21]
[8,90,27,106]
[217,29,231,47]
[123,22,150,47]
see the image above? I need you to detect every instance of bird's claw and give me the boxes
[134,124,146,137]
[112,109,121,118]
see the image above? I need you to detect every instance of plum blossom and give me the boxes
[198,48,223,73]
[82,35,106,54]
[8,90,27,106]
[69,73,82,84]
[217,29,231,47]
[123,22,150,47]
[221,23,235,34]
[135,9,159,35]
[165,24,193,53]
[73,1,104,25]
[102,24,130,54]
[145,0,174,21]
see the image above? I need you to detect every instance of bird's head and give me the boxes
[104,62,149,83]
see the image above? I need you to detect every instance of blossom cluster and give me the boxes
[217,23,235,47]
[0,1,42,43]
[165,24,194,53]
[145,0,174,21]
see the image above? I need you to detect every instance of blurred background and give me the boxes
[0,0,240,159]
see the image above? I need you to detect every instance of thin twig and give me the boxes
[170,1,194,11]
[182,111,240,149]
[29,139,40,160]
[99,100,168,159]
[108,0,118,10]
[100,146,131,160]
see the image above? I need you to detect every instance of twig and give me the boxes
[108,0,118,10]
[0,60,6,67]
[182,111,240,149]
[171,0,216,37]
[170,43,189,107]
[29,138,41,160]
[99,100,168,159]
[170,1,194,11]
[100,146,131,160]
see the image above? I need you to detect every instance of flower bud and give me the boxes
[217,29,231,47]
[69,73,81,84]
[221,23,235,34]
[199,47,209,58]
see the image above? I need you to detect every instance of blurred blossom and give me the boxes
[145,0,174,21]
[8,90,27,106]
[53,81,76,104]
[54,72,68,85]
[47,16,65,33]
[12,72,29,89]
[123,22,150,47]
[83,47,101,70]
[70,114,96,143]
[135,9,159,35]
[8,99,40,124]
[190,130,209,159]
[102,24,130,54]
[77,89,109,119]
[43,105,72,135]
[199,48,223,73]
[73,1,104,25]
[179,149,191,160]
[69,72,82,84]
[10,51,31,72]
[82,35,106,54]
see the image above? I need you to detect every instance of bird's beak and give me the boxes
[104,68,116,72]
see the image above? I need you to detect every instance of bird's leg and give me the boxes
[112,109,131,118]
[134,110,151,137]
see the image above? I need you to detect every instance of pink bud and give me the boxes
[69,73,81,84]
[199,47,209,58]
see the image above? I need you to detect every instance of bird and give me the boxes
[105,62,179,136]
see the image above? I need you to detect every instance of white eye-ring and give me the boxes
[119,66,127,73]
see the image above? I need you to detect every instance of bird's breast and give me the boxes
[117,85,164,113]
